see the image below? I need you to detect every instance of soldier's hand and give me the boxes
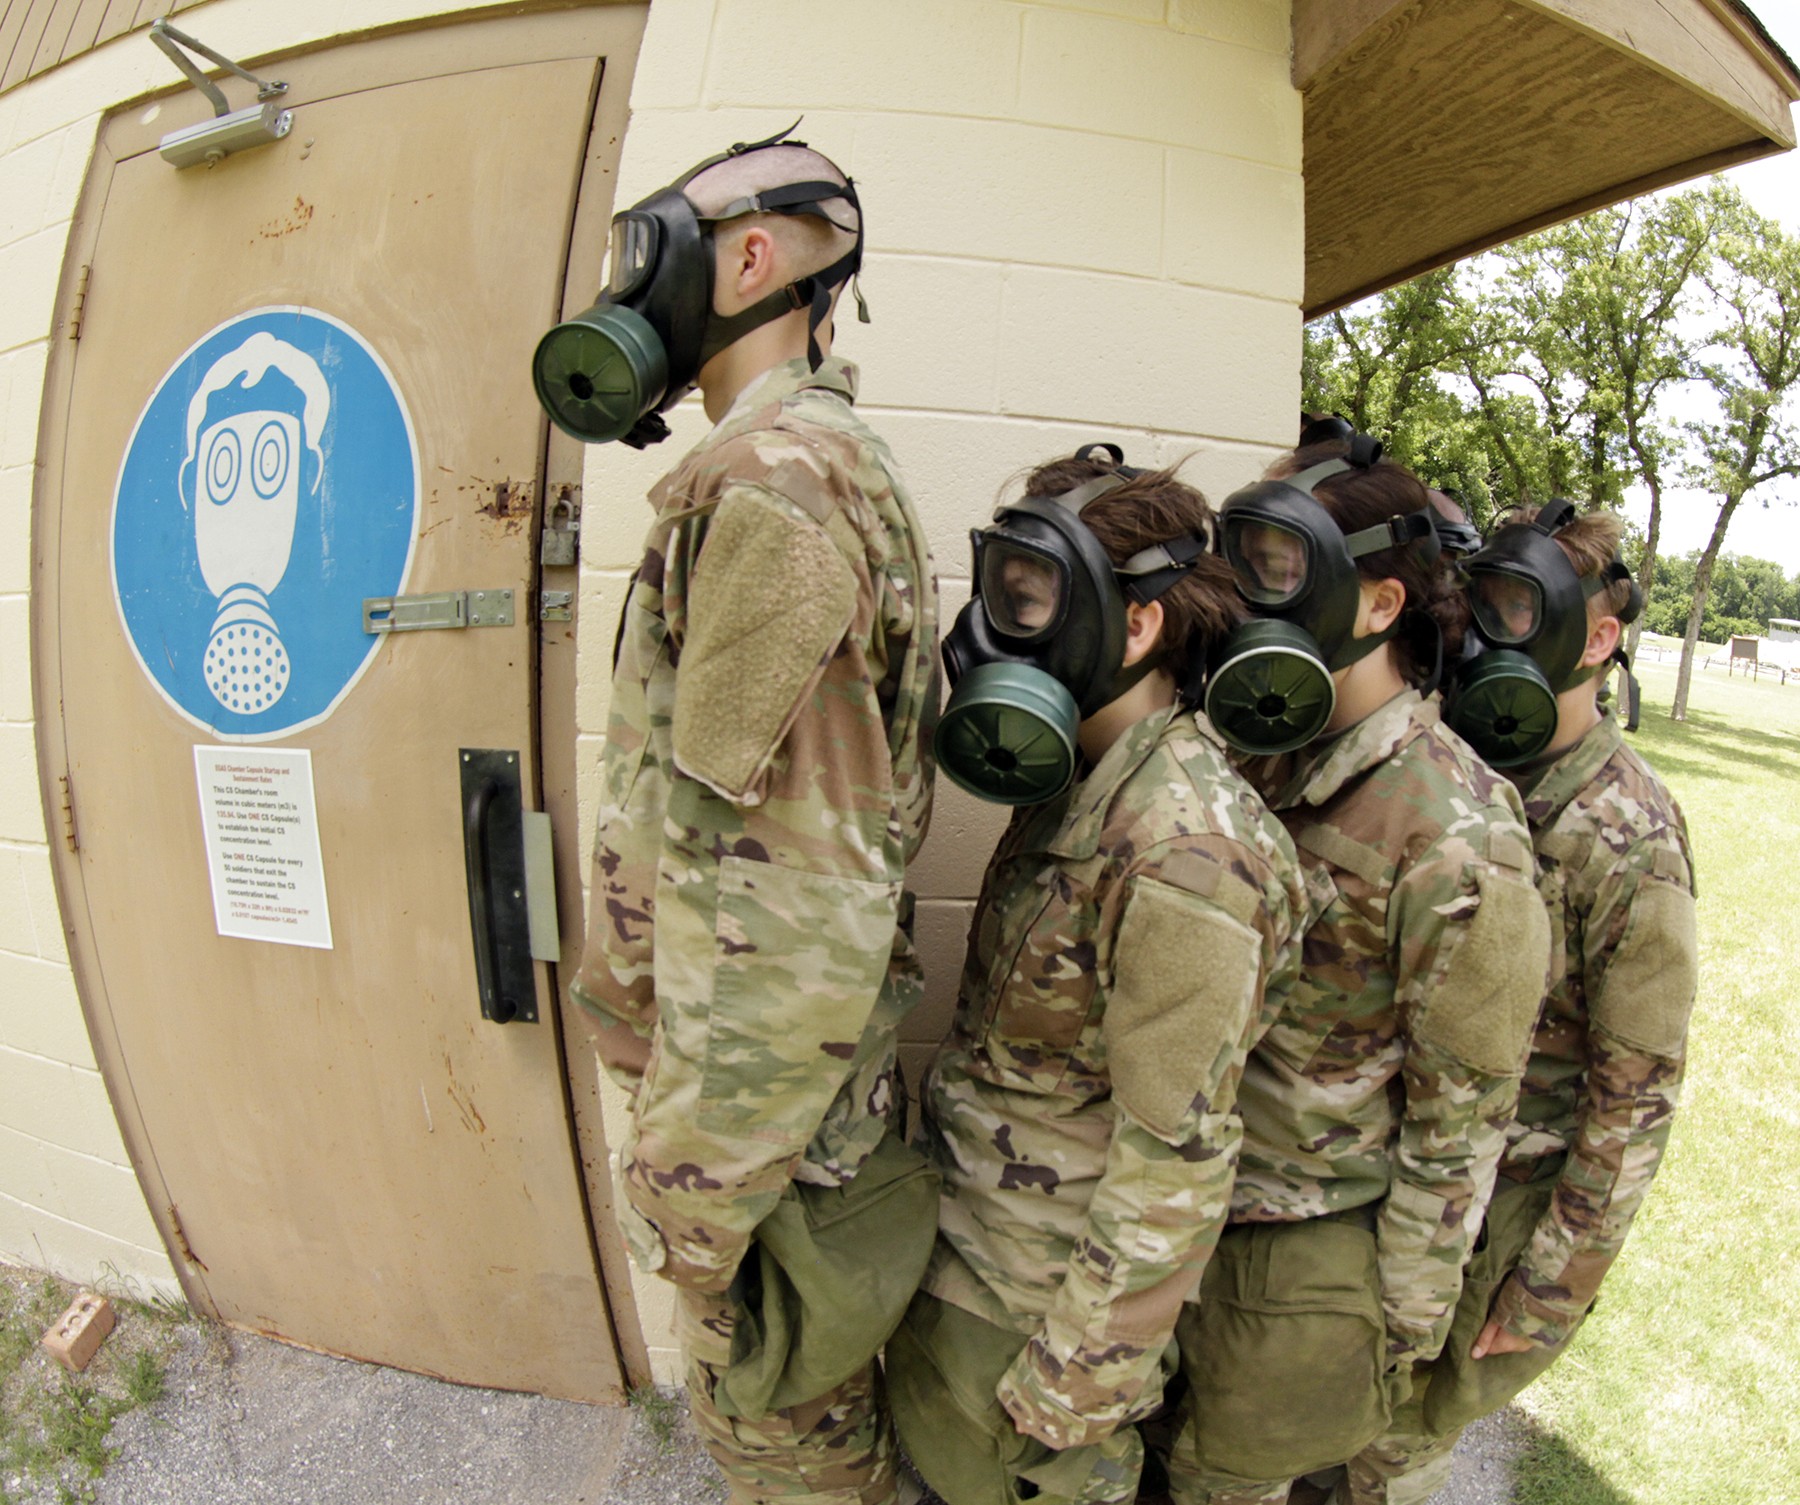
[1471,1318,1536,1359]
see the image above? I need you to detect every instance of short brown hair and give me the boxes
[1019,455,1246,671]
[1501,503,1634,621]
[1268,443,1470,686]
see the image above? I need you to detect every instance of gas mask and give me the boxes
[532,123,867,447]
[1205,439,1438,755]
[935,446,1209,805]
[1443,498,1642,766]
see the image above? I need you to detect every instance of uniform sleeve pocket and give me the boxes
[1590,877,1697,1058]
[1413,867,1547,1077]
[696,856,899,1142]
[1105,877,1262,1144]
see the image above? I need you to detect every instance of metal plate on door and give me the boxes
[363,589,514,633]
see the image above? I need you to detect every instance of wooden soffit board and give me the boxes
[1299,0,1800,316]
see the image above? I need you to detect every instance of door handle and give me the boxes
[463,775,516,1023]
[458,750,539,1024]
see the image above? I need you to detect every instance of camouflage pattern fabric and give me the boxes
[568,354,939,1293]
[1343,714,1698,1505]
[1226,691,1550,1369]
[918,705,1306,1455]
[679,1287,897,1505]
[1490,713,1697,1342]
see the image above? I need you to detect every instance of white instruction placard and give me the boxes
[194,747,334,949]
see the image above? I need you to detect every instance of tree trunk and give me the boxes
[1630,471,1663,663]
[1671,494,1742,721]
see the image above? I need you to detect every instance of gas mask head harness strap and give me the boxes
[532,122,868,448]
[1205,433,1440,755]
[1445,497,1643,765]
[935,443,1213,805]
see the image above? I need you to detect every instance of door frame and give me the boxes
[29,0,651,1391]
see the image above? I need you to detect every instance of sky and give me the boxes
[1612,0,1800,572]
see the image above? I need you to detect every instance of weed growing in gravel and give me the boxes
[0,1264,178,1505]
[630,1383,684,1455]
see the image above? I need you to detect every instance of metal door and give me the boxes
[31,6,644,1400]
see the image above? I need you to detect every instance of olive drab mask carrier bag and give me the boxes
[712,1132,939,1420]
[532,122,869,448]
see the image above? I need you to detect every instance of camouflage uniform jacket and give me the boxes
[919,705,1306,1450]
[1230,690,1551,1367]
[1489,713,1698,1346]
[569,357,939,1292]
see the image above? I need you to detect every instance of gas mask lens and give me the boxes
[979,537,1066,640]
[1470,570,1543,645]
[606,215,658,299]
[1225,518,1310,607]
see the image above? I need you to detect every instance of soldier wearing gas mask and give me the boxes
[550,130,939,1505]
[1161,440,1550,1505]
[886,448,1307,1505]
[1341,504,1697,1505]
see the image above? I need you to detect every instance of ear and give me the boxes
[1580,613,1623,668]
[716,224,779,311]
[1122,599,1165,668]
[1357,577,1406,637]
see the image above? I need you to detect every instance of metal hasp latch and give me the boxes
[150,19,293,170]
[458,750,560,1025]
[362,590,515,634]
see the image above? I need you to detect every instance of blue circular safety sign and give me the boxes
[112,307,419,740]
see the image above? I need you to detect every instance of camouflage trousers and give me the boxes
[886,1291,1143,1505]
[1164,1217,1404,1505]
[679,1287,899,1505]
[1340,1178,1571,1505]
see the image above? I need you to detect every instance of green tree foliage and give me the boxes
[1638,549,1800,641]
[1671,185,1800,719]
[1305,181,1800,721]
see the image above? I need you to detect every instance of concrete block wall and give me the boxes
[0,0,513,1301]
[576,0,1303,1383]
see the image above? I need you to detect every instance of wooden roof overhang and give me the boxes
[1299,0,1800,316]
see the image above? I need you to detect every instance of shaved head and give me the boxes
[685,143,860,285]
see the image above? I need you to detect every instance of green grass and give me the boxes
[1509,657,1800,1505]
[0,1265,184,1505]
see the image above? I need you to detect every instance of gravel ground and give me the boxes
[78,1315,1520,1504]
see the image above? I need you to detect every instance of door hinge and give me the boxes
[58,773,78,852]
[67,265,90,342]
[166,1203,208,1272]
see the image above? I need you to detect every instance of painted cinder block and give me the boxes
[705,0,1024,119]
[901,897,977,1046]
[0,848,34,955]
[0,468,30,595]
[0,1185,176,1297]
[2,342,50,468]
[0,226,69,353]
[1164,148,1304,301]
[575,570,633,735]
[0,1125,160,1247]
[0,952,93,1069]
[851,114,1164,280]
[0,725,48,846]
[997,265,1298,442]
[846,253,1006,418]
[20,848,68,963]
[0,128,68,249]
[0,594,31,722]
[41,1290,113,1372]
[1019,7,1299,164]
[0,1049,126,1164]
[622,0,719,112]
[1166,0,1290,53]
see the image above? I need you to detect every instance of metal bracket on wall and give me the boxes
[362,590,515,633]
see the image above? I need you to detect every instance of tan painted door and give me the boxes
[33,9,641,1400]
